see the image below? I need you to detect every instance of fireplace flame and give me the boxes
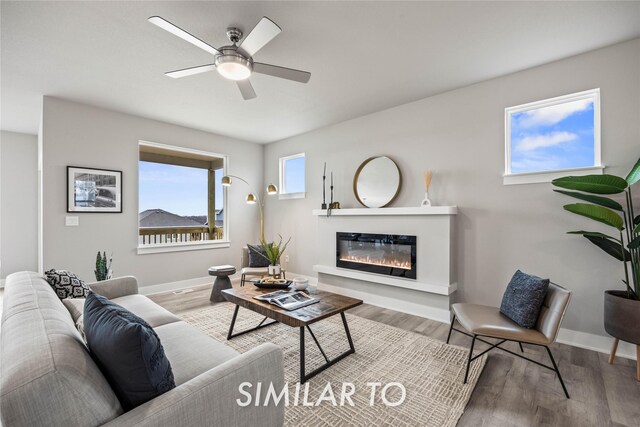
[339,255,412,270]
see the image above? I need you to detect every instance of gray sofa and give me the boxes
[1,271,285,427]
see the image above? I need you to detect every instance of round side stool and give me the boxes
[208,265,236,302]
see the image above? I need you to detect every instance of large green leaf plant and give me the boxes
[552,158,640,300]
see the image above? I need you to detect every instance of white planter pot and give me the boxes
[268,264,281,275]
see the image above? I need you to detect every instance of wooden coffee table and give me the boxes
[222,286,363,383]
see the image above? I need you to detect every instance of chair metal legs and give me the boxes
[448,318,570,398]
[446,314,456,344]
[464,334,477,384]
[545,346,570,399]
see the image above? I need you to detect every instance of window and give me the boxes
[137,141,228,254]
[279,153,305,199]
[504,88,602,185]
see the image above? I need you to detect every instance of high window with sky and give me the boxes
[505,89,601,183]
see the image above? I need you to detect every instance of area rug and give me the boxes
[180,303,486,427]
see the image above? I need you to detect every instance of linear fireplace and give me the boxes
[336,232,417,279]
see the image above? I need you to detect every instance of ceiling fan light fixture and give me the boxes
[215,53,252,81]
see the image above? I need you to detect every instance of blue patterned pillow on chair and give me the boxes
[500,270,549,329]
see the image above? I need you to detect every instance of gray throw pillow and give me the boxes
[499,270,549,329]
[247,244,270,268]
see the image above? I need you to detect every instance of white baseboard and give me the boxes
[557,328,637,361]
[139,274,241,296]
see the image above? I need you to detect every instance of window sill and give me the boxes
[503,166,604,186]
[137,240,231,255]
[279,192,305,200]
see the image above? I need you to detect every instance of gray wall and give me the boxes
[264,39,640,337]
[42,97,264,287]
[1,130,39,279]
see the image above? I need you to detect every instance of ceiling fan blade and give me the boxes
[237,79,257,100]
[148,16,220,56]
[253,62,311,84]
[165,64,216,79]
[237,17,281,57]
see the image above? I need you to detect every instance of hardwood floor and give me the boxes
[153,283,640,426]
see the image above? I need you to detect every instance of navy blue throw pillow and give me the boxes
[83,292,175,410]
[500,270,549,329]
[247,244,270,268]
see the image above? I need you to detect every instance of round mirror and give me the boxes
[353,156,402,208]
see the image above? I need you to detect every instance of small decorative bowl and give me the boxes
[292,277,309,291]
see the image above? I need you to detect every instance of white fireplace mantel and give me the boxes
[313,265,456,295]
[312,205,457,323]
[312,206,457,216]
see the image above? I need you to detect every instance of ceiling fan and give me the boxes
[148,15,311,100]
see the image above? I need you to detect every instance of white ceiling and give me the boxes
[2,1,639,143]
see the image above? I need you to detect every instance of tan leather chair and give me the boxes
[447,282,571,398]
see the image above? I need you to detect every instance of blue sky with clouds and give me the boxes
[284,156,305,193]
[510,98,595,174]
[139,161,223,216]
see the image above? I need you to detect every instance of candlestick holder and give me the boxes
[321,162,327,209]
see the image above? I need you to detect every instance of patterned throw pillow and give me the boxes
[247,244,270,268]
[500,270,550,329]
[45,269,90,299]
[83,292,175,410]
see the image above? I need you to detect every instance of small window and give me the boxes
[279,153,305,199]
[504,88,602,185]
[137,141,228,254]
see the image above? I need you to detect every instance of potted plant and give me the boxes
[552,157,640,373]
[94,251,113,282]
[260,235,291,276]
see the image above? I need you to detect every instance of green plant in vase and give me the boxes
[94,251,113,282]
[552,157,640,377]
[260,235,291,276]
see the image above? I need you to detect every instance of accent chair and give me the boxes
[447,282,572,398]
[240,246,285,286]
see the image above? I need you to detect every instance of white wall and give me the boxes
[41,97,264,287]
[264,39,640,338]
[0,130,39,279]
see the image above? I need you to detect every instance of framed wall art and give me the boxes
[67,166,122,213]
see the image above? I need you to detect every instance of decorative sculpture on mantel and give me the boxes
[321,162,327,210]
[326,171,341,216]
[421,170,433,207]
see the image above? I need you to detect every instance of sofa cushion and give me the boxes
[247,244,271,268]
[1,272,122,427]
[44,269,90,299]
[84,292,176,410]
[154,321,240,385]
[62,294,180,338]
[111,294,181,327]
[500,270,549,329]
[62,298,85,322]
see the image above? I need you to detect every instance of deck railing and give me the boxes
[139,226,223,245]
